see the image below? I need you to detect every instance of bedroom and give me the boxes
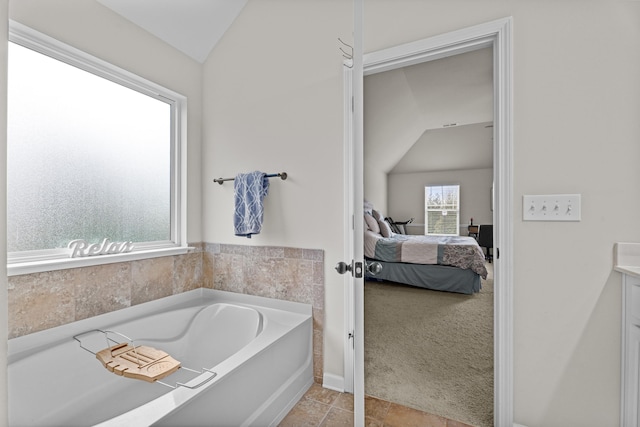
[362,46,495,426]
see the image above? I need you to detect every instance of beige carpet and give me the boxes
[364,263,494,427]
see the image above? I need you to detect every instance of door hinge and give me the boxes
[351,96,354,112]
[348,331,355,348]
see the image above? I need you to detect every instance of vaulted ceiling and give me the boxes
[95,1,493,174]
[364,47,494,174]
[97,0,247,63]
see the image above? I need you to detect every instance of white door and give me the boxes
[335,2,365,425]
[336,58,364,421]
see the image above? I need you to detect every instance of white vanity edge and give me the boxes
[614,241,640,427]
[613,242,640,278]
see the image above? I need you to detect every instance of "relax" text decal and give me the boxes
[68,238,134,258]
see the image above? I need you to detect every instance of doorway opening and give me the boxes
[363,46,494,427]
[344,17,513,426]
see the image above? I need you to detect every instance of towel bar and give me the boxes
[214,172,287,185]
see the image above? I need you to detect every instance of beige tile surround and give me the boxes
[204,243,324,383]
[8,243,324,382]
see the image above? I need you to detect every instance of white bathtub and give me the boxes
[8,289,313,426]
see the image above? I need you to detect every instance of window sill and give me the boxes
[7,246,193,277]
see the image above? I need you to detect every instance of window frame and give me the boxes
[424,184,460,236]
[7,21,189,276]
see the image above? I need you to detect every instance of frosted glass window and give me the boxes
[425,185,460,236]
[8,42,173,254]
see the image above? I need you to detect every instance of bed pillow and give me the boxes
[378,219,393,237]
[371,209,383,221]
[364,200,374,215]
[364,213,380,233]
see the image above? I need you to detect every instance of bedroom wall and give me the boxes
[387,168,493,235]
[363,49,493,217]
[363,62,429,212]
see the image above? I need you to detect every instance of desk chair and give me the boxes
[478,224,493,263]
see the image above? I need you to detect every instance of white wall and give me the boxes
[363,66,426,210]
[388,168,493,234]
[8,0,204,244]
[364,2,640,426]
[201,0,352,378]
[205,1,640,426]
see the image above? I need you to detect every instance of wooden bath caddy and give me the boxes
[96,342,181,383]
[74,329,216,388]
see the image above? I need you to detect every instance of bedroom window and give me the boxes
[425,185,460,236]
[7,22,188,275]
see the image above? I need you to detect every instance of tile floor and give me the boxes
[278,383,474,427]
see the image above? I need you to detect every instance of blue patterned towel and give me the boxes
[234,171,270,238]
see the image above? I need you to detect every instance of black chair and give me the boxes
[477,224,493,262]
[385,217,414,234]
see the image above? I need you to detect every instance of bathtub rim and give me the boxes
[9,288,312,362]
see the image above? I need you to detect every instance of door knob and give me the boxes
[335,261,352,275]
[335,261,364,278]
[366,261,382,275]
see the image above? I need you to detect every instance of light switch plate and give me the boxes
[523,194,581,221]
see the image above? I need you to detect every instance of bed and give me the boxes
[364,228,488,295]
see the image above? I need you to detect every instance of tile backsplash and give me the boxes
[204,243,324,383]
[8,244,205,338]
[8,242,324,382]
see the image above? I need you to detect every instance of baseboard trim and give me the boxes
[322,373,345,392]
